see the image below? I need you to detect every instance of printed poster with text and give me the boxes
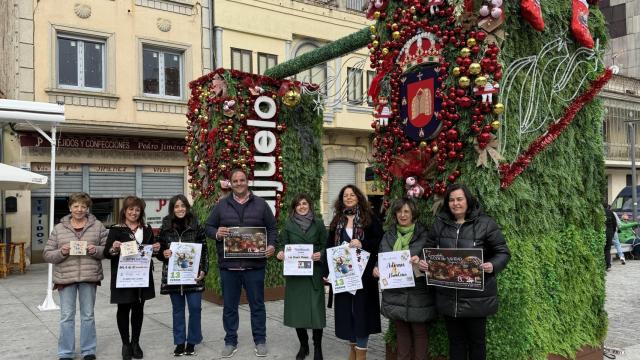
[423,248,484,291]
[378,250,416,290]
[327,244,363,294]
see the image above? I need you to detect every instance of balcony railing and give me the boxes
[292,0,366,13]
[604,143,640,162]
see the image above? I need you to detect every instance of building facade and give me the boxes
[1,0,211,263]
[599,0,640,203]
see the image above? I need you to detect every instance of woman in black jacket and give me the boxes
[159,195,209,356]
[326,185,383,360]
[373,197,436,360]
[419,184,510,360]
[104,196,162,360]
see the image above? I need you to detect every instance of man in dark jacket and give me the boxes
[205,168,277,358]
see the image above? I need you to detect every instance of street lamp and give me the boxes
[626,112,638,220]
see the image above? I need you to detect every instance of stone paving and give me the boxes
[0,258,636,360]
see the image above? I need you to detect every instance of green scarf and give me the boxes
[393,223,415,251]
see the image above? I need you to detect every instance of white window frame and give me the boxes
[347,67,363,104]
[142,46,184,100]
[56,34,106,91]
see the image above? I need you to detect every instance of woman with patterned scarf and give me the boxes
[373,197,436,360]
[325,185,384,360]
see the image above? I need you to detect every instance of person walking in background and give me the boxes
[611,209,626,265]
[604,203,617,271]
[43,192,108,360]
[419,184,510,360]
[326,185,383,360]
[104,196,162,360]
[373,197,436,360]
[276,193,327,360]
[205,168,277,358]
[159,195,209,356]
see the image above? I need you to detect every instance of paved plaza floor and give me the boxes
[0,258,637,360]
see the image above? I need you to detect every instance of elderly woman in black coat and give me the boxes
[373,197,436,360]
[326,185,383,360]
[419,184,510,360]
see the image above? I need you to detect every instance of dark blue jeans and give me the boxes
[220,268,266,346]
[169,291,203,345]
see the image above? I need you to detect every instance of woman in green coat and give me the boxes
[276,193,328,360]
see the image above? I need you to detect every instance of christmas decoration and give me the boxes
[520,0,545,31]
[405,176,425,198]
[571,0,594,48]
[499,67,612,187]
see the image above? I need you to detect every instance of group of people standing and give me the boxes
[276,180,510,360]
[43,166,511,360]
[44,193,209,360]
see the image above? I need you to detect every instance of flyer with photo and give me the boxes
[119,240,139,257]
[167,242,202,285]
[69,240,87,256]
[223,227,267,258]
[378,250,416,290]
[283,244,313,276]
[116,245,153,288]
[327,244,363,294]
[423,248,484,291]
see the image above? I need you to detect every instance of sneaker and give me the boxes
[255,343,268,357]
[83,356,97,360]
[621,258,626,265]
[185,343,196,356]
[606,267,612,272]
[174,344,185,356]
[221,344,237,358]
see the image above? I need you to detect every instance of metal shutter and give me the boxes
[32,172,82,197]
[89,173,136,198]
[325,161,356,223]
[142,173,184,198]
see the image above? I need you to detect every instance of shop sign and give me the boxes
[20,133,185,152]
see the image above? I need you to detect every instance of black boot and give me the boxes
[312,329,323,360]
[122,343,133,360]
[131,340,143,359]
[295,328,310,360]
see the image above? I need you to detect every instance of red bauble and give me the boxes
[479,132,492,142]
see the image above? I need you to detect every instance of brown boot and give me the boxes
[355,346,367,360]
[348,343,356,360]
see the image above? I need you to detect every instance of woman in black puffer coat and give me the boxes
[419,184,510,360]
[158,195,209,357]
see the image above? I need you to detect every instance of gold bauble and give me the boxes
[467,38,477,47]
[432,146,439,153]
[493,103,505,115]
[369,25,377,34]
[391,23,399,31]
[460,47,471,57]
[491,120,501,130]
[282,89,301,107]
[392,31,401,40]
[474,76,488,87]
[452,67,461,77]
[369,47,376,54]
[469,63,481,75]
[373,11,381,19]
[410,6,416,13]
[220,164,226,170]
[458,76,471,88]
[382,48,389,56]
[370,34,377,41]
[372,40,379,48]
[420,141,428,148]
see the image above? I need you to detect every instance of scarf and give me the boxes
[293,211,314,233]
[334,206,365,246]
[393,223,415,251]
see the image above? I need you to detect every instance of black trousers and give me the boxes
[117,301,145,344]
[604,242,612,269]
[444,316,486,360]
